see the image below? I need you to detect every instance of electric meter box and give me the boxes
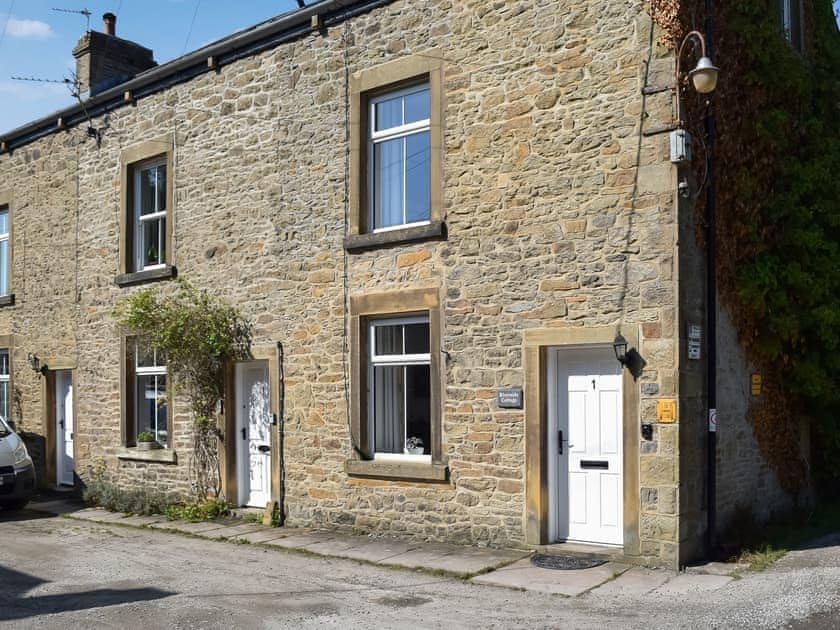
[670,129,691,164]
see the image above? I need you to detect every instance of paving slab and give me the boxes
[201,523,266,540]
[69,508,127,523]
[382,547,529,575]
[686,561,745,576]
[587,566,672,598]
[117,514,168,527]
[236,528,295,544]
[337,538,419,564]
[472,558,630,596]
[149,520,226,534]
[652,573,733,595]
[263,531,337,549]
[301,537,372,556]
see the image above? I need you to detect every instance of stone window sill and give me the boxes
[115,265,177,287]
[344,221,446,252]
[0,294,14,307]
[117,447,178,464]
[345,458,448,482]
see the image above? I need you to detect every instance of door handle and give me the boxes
[257,445,270,453]
[559,430,563,455]
[241,428,246,440]
[59,419,65,428]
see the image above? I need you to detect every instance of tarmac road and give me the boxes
[1,510,839,629]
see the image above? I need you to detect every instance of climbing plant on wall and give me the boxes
[648,0,840,491]
[113,279,252,500]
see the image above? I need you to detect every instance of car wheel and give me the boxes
[0,498,29,512]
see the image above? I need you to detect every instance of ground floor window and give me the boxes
[368,316,431,459]
[134,340,168,447]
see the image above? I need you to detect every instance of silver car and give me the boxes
[0,416,36,511]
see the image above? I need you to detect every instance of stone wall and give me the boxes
[0,0,690,564]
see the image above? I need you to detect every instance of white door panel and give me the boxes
[55,370,74,486]
[236,362,271,508]
[550,348,623,546]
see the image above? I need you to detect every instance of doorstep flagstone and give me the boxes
[472,558,631,596]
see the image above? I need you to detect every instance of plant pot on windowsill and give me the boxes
[404,437,424,456]
[136,432,162,450]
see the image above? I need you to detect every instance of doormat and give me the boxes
[530,554,607,570]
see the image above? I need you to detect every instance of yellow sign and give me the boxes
[657,399,677,423]
[751,374,762,396]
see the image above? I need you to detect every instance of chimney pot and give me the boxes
[103,12,116,36]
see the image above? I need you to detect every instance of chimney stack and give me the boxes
[72,13,156,97]
[103,12,116,37]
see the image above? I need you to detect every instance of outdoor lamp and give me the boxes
[613,334,629,367]
[678,30,718,94]
[28,353,47,376]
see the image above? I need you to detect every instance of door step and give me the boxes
[531,541,624,562]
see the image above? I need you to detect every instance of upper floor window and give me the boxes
[779,0,804,51]
[133,159,167,271]
[369,85,431,232]
[0,208,8,296]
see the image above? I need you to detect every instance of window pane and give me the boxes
[374,324,403,356]
[405,364,431,454]
[136,340,157,368]
[142,219,162,266]
[0,349,8,375]
[373,365,404,454]
[137,374,167,446]
[138,167,157,215]
[405,131,431,224]
[0,239,8,295]
[155,166,166,213]
[374,137,404,229]
[404,323,429,354]
[404,89,430,124]
[375,95,402,131]
[0,210,8,235]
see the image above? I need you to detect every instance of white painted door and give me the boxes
[55,370,75,486]
[549,348,623,546]
[236,362,271,508]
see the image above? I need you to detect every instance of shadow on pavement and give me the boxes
[0,564,174,621]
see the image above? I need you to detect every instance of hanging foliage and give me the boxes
[648,1,840,490]
[113,278,252,499]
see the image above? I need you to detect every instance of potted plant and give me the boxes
[404,437,424,456]
[137,431,161,450]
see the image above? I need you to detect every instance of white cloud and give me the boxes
[4,18,55,40]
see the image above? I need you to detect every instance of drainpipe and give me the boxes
[705,0,718,557]
[276,341,286,526]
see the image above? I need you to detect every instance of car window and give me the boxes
[0,416,10,437]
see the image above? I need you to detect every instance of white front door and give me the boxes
[549,347,623,546]
[235,362,271,508]
[55,370,75,486]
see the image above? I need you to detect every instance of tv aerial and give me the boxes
[52,7,93,32]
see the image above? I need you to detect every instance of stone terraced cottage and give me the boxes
[0,0,808,569]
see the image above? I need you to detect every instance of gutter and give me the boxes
[0,0,395,152]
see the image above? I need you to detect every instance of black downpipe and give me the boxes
[276,342,286,526]
[705,0,717,557]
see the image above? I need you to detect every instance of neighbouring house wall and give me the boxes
[0,0,686,564]
[714,309,793,530]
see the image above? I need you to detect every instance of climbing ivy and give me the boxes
[650,1,840,490]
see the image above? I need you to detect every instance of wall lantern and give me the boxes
[678,30,719,95]
[28,353,47,376]
[613,334,629,367]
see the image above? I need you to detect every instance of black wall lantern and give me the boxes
[613,334,629,367]
[28,353,47,376]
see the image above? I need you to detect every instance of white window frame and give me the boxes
[368,315,431,462]
[0,207,9,296]
[780,0,804,50]
[367,83,431,234]
[135,340,168,447]
[0,348,9,423]
[133,158,167,272]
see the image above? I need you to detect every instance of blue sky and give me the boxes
[0,1,303,133]
[1,1,839,134]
